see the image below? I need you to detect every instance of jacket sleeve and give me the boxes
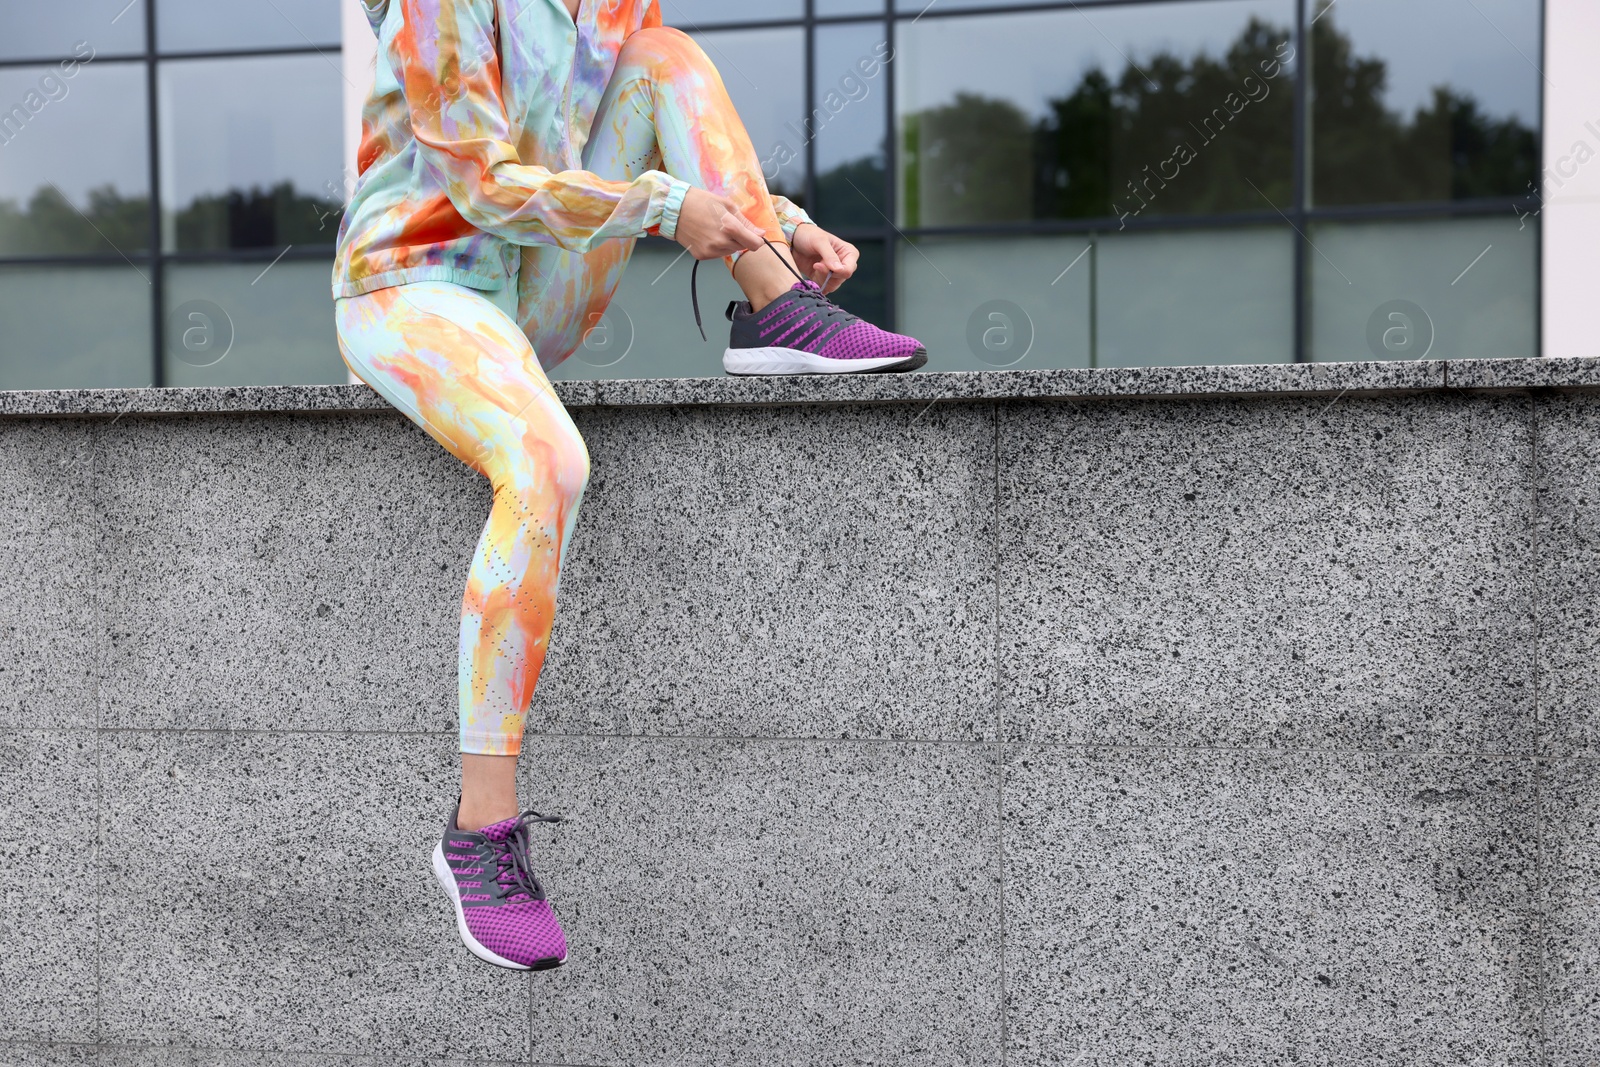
[770,195,814,242]
[392,0,690,251]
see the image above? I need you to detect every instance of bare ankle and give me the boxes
[457,796,519,832]
[459,751,520,831]
[734,243,802,312]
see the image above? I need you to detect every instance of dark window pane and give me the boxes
[0,2,145,61]
[1309,0,1541,206]
[0,61,151,255]
[163,259,344,386]
[689,27,807,203]
[1308,216,1535,361]
[830,238,887,328]
[898,235,1091,371]
[0,265,151,389]
[159,55,345,251]
[813,23,891,227]
[659,0,803,24]
[157,0,339,52]
[896,2,1295,226]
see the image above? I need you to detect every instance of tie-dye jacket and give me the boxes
[332,0,812,299]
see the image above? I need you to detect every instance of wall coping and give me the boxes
[3,357,1598,418]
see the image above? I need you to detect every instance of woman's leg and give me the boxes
[335,281,589,830]
[517,25,804,363]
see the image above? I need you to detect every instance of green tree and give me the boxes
[887,13,1536,227]
[0,183,149,256]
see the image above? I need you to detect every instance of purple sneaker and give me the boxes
[722,280,927,375]
[431,800,568,971]
[691,238,927,376]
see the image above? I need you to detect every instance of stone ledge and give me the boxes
[2,357,1595,418]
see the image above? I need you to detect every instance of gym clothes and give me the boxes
[432,799,568,970]
[337,279,585,755]
[335,3,926,758]
[334,0,813,370]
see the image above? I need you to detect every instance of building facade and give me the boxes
[0,0,1577,389]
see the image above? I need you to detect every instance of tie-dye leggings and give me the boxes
[334,27,785,755]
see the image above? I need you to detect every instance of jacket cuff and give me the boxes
[654,174,692,241]
[781,210,814,243]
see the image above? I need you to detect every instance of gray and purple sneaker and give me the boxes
[691,238,927,376]
[431,800,568,971]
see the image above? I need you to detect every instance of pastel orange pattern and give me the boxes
[334,0,812,753]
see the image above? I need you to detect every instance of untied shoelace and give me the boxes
[690,235,837,342]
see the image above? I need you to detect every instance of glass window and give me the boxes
[818,0,885,15]
[1308,216,1536,362]
[689,27,808,204]
[1096,226,1293,366]
[659,0,804,25]
[832,238,889,329]
[158,54,345,251]
[1308,0,1541,206]
[162,260,344,386]
[896,1,1294,227]
[813,22,892,226]
[156,0,340,53]
[898,235,1092,372]
[0,3,146,61]
[0,61,150,255]
[0,265,152,390]
[549,238,728,381]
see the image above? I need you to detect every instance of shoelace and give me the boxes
[487,808,564,903]
[691,235,837,342]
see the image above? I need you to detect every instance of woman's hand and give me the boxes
[675,187,768,260]
[790,224,859,294]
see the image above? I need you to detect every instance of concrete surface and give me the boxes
[0,360,1596,1067]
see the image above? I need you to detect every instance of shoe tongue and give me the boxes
[479,816,520,843]
[790,280,822,294]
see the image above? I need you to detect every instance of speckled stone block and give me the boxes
[1541,759,1600,1067]
[97,731,526,1061]
[0,732,99,1043]
[1446,356,1600,391]
[588,360,1449,408]
[0,379,594,418]
[0,420,99,730]
[519,736,1002,1067]
[1004,747,1539,1067]
[94,413,499,734]
[1535,395,1600,757]
[0,1044,98,1067]
[533,404,997,741]
[95,1047,524,1067]
[999,393,1536,750]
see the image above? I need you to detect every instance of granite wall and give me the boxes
[1,360,1596,1067]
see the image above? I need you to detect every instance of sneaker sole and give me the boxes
[431,842,568,972]
[723,346,927,376]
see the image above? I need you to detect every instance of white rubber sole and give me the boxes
[431,842,566,971]
[723,345,925,376]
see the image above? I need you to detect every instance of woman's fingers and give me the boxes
[677,188,773,259]
[718,204,767,251]
[820,239,857,292]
